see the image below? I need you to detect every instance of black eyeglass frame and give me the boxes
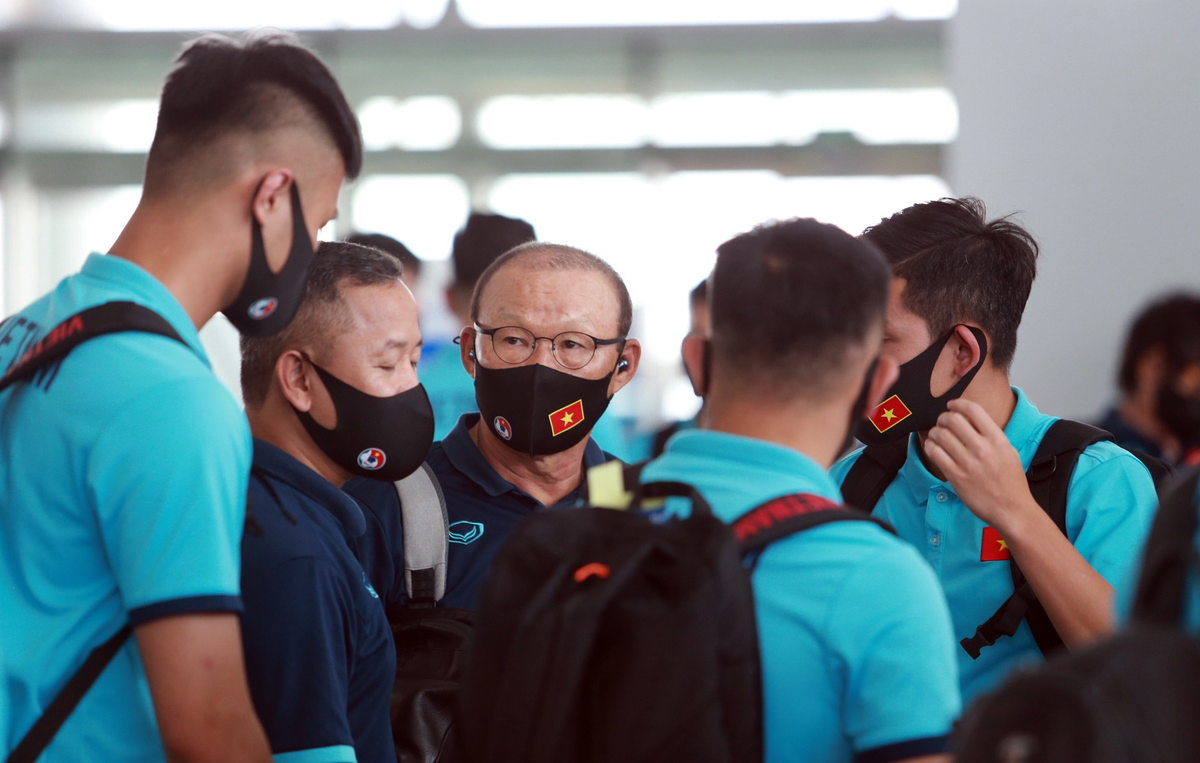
[470,324,626,370]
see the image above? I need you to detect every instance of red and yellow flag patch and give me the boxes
[981,526,1011,561]
[868,394,913,434]
[549,399,585,437]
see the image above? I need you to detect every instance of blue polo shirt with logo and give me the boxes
[831,387,1158,704]
[1,253,249,761]
[241,439,397,763]
[641,430,961,763]
[344,413,612,610]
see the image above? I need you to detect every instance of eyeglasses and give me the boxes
[474,324,624,370]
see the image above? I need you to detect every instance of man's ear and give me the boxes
[607,339,642,397]
[252,170,296,276]
[275,350,313,411]
[681,333,709,397]
[459,327,477,378]
[866,355,900,412]
[949,324,984,380]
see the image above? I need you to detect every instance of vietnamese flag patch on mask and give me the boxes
[981,526,1011,561]
[868,394,913,434]
[549,399,585,437]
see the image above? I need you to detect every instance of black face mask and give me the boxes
[294,356,435,482]
[855,326,989,446]
[474,360,616,457]
[1157,381,1200,445]
[222,183,315,337]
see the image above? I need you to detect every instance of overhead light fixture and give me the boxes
[83,0,449,31]
[351,175,470,260]
[476,95,649,150]
[359,96,462,152]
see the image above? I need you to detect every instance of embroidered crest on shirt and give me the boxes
[980,526,1011,561]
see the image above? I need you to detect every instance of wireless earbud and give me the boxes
[468,350,477,360]
[618,359,630,372]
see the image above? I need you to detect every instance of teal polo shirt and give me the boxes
[832,387,1157,705]
[1,253,251,761]
[642,430,960,763]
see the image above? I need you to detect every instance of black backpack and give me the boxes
[954,468,1200,763]
[840,419,1173,660]
[454,464,893,763]
[384,464,474,763]
[1,302,187,763]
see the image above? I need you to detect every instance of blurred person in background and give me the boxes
[1,31,361,763]
[1097,293,1200,467]
[420,212,536,441]
[238,242,433,763]
[345,242,641,610]
[651,277,709,456]
[346,232,423,299]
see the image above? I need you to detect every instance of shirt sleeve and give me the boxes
[241,555,358,763]
[1065,443,1158,597]
[830,544,962,761]
[86,376,250,623]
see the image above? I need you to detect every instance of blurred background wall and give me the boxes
[0,0,1196,447]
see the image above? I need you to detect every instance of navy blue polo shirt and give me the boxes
[345,413,612,610]
[241,439,397,763]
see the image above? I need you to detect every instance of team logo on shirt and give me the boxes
[868,394,913,433]
[449,520,485,545]
[247,297,279,320]
[494,416,513,441]
[980,526,1011,561]
[357,447,387,471]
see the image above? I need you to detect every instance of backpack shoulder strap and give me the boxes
[0,301,185,392]
[394,462,450,606]
[5,301,185,763]
[734,493,895,569]
[838,439,910,512]
[960,419,1113,660]
[1131,468,1200,626]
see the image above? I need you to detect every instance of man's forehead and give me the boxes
[480,266,621,333]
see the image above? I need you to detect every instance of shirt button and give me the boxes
[935,492,949,503]
[930,533,942,547]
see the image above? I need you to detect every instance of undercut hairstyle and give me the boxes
[863,197,1038,371]
[240,241,402,409]
[145,31,362,195]
[711,218,890,399]
[470,242,633,338]
[1118,293,1200,393]
[452,213,536,289]
[347,232,421,277]
[689,278,708,307]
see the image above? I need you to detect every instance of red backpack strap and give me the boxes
[734,493,894,560]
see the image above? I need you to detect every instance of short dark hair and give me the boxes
[146,31,362,193]
[240,241,402,408]
[711,218,890,398]
[452,212,536,289]
[1118,293,1200,393]
[346,232,420,276]
[470,242,633,338]
[689,278,708,306]
[862,197,1038,371]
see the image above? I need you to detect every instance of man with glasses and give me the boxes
[345,242,641,609]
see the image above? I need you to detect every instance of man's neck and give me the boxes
[470,420,589,507]
[248,403,352,488]
[918,370,1018,481]
[703,395,849,470]
[108,198,240,330]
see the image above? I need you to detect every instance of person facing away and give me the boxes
[238,242,434,763]
[344,242,641,610]
[420,212,536,441]
[830,197,1158,704]
[639,218,960,763]
[1097,293,1200,467]
[650,277,709,457]
[0,31,361,763]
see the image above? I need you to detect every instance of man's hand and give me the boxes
[923,398,1041,534]
[137,612,272,763]
[923,398,1114,647]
